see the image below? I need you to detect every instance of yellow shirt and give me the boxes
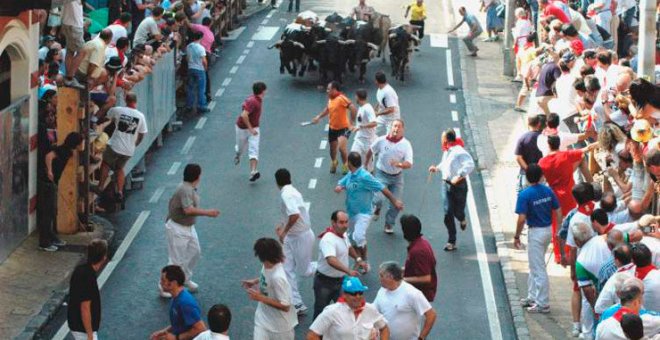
[409,2,427,21]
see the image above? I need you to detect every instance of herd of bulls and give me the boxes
[269,11,421,84]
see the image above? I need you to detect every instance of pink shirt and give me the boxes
[189,24,214,52]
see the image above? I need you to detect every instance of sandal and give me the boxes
[443,243,457,251]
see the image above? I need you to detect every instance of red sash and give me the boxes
[636,265,657,280]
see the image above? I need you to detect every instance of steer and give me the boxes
[313,35,349,85]
[388,26,420,81]
[344,21,380,83]
[269,23,310,77]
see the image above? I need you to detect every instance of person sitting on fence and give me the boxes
[134,6,165,46]
[76,29,113,89]
[96,92,148,205]
[90,57,123,117]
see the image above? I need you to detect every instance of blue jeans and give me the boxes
[528,0,539,30]
[186,68,207,109]
[372,169,404,226]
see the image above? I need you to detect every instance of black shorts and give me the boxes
[328,128,351,143]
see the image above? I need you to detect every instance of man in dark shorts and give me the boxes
[311,81,358,174]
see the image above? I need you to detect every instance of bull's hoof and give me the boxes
[280,67,285,74]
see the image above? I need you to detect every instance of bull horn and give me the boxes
[389,33,397,38]
[316,40,326,44]
[267,40,283,49]
[324,27,332,32]
[367,42,379,50]
[292,41,305,49]
[344,39,356,44]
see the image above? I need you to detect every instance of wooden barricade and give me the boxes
[56,87,83,234]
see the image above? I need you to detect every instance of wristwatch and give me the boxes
[356,257,363,262]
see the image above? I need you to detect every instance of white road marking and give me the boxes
[236,55,246,64]
[450,93,457,103]
[53,211,152,340]
[261,18,269,25]
[223,26,246,41]
[243,49,251,55]
[207,102,216,111]
[149,187,165,203]
[222,78,232,86]
[230,66,239,74]
[251,26,279,41]
[455,128,462,138]
[167,161,181,175]
[181,136,196,155]
[451,110,459,121]
[308,178,317,189]
[314,157,323,168]
[324,124,329,132]
[446,50,455,87]
[195,117,208,130]
[466,177,504,340]
[266,9,276,18]
[215,88,225,97]
[430,33,448,48]
[320,140,328,150]
[247,41,255,48]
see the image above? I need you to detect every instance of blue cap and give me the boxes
[342,276,368,293]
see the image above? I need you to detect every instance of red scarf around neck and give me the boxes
[442,137,465,151]
[636,265,657,280]
[318,226,345,239]
[577,202,595,216]
[613,306,637,322]
[337,296,366,317]
[601,222,616,235]
[386,135,403,143]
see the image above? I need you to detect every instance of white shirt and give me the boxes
[355,103,377,142]
[376,84,400,124]
[254,263,298,332]
[641,236,660,268]
[310,302,388,340]
[317,232,351,278]
[193,331,230,340]
[512,19,533,49]
[596,313,660,340]
[373,281,432,340]
[576,236,612,288]
[105,46,128,67]
[62,0,83,27]
[371,136,413,175]
[553,73,578,119]
[642,269,660,313]
[567,211,592,248]
[279,184,311,234]
[595,271,633,314]
[134,17,160,46]
[39,46,49,61]
[536,132,580,156]
[107,107,148,156]
[437,145,474,181]
[107,24,128,45]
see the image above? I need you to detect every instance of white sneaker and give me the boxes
[186,280,199,293]
[295,303,308,315]
[526,304,550,313]
[571,324,581,337]
[159,283,172,298]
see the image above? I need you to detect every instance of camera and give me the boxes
[641,225,656,234]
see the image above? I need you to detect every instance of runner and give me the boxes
[374,72,401,136]
[350,89,377,171]
[366,119,413,235]
[311,81,358,174]
[273,168,316,316]
[235,82,267,182]
[335,152,404,273]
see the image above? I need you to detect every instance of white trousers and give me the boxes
[581,294,595,338]
[351,139,375,172]
[527,226,551,307]
[253,324,294,340]
[349,213,372,247]
[375,119,393,136]
[283,229,315,306]
[235,126,260,160]
[71,332,98,340]
[165,219,201,284]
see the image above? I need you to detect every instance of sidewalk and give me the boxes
[457,34,575,339]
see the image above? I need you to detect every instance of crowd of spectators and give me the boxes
[509,0,660,338]
[35,0,231,251]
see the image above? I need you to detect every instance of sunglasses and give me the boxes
[344,291,364,296]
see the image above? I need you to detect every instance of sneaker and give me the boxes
[372,207,381,221]
[295,303,308,315]
[384,224,394,234]
[460,220,468,231]
[482,37,494,42]
[159,283,172,298]
[186,280,199,293]
[330,160,338,174]
[572,324,581,337]
[578,332,593,340]
[63,77,85,90]
[526,304,550,313]
[341,163,349,174]
[234,153,240,165]
[520,297,535,308]
[249,171,261,182]
[443,243,457,251]
[52,238,67,247]
[39,245,59,252]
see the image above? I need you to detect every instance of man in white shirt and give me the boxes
[596,284,660,340]
[193,304,231,340]
[366,119,413,234]
[351,89,377,170]
[374,71,400,136]
[242,238,297,340]
[134,6,164,46]
[98,92,148,202]
[273,168,315,316]
[373,261,436,340]
[107,12,131,45]
[631,243,660,312]
[308,276,390,340]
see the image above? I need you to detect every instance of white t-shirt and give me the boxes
[553,73,578,119]
[107,107,148,156]
[567,211,592,248]
[62,0,83,27]
[309,302,387,340]
[39,46,49,61]
[376,84,400,125]
[317,232,350,278]
[596,313,660,340]
[193,331,230,340]
[279,184,310,234]
[642,269,660,312]
[536,132,580,156]
[355,103,376,142]
[107,24,128,45]
[576,236,612,288]
[254,263,298,332]
[134,17,160,46]
[105,47,128,67]
[373,281,432,340]
[641,236,660,269]
[371,136,413,175]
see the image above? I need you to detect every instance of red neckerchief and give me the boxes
[386,135,403,143]
[635,265,657,280]
[112,19,123,25]
[577,202,595,216]
[442,138,465,151]
[542,127,559,136]
[318,226,345,239]
[602,222,615,235]
[337,296,366,318]
[613,306,636,322]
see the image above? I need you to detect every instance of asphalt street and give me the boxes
[41,1,516,339]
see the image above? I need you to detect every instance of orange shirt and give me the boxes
[327,94,352,130]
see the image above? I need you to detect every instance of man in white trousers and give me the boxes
[235,82,267,182]
[160,163,220,298]
[274,168,316,315]
[350,89,377,171]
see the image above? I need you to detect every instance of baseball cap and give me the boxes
[562,51,576,64]
[342,276,368,294]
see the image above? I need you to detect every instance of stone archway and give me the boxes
[0,20,31,102]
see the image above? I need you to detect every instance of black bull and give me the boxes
[388,28,420,81]
[269,28,313,77]
[343,22,381,83]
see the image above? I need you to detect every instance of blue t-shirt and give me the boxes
[515,184,559,227]
[186,42,207,71]
[169,289,202,335]
[338,167,385,217]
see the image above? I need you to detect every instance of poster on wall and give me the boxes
[0,97,29,263]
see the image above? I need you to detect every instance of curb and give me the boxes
[238,2,272,21]
[17,216,115,340]
[456,43,531,340]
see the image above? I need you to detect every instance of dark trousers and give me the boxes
[410,20,425,40]
[37,180,58,247]
[444,180,468,244]
[205,69,211,102]
[313,272,343,318]
[288,0,300,12]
